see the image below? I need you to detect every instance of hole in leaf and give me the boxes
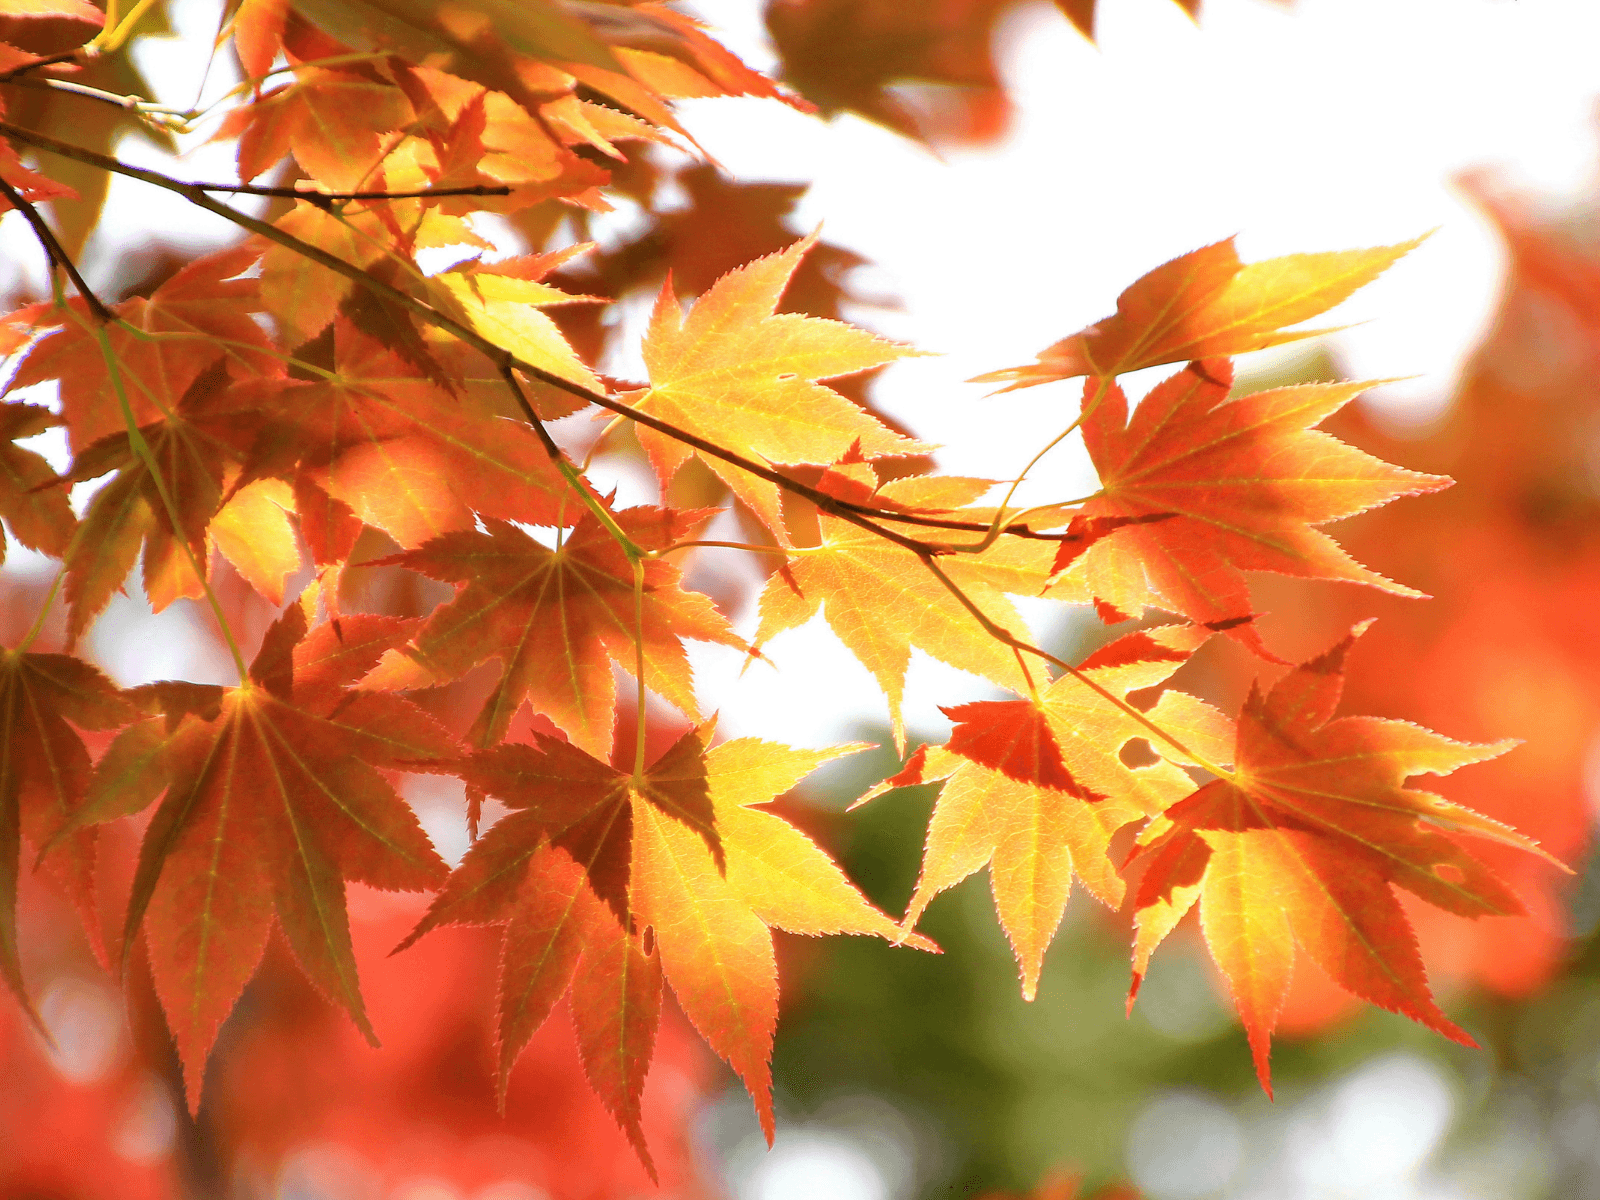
[1120,738,1158,768]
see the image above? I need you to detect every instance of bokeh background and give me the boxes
[5,1,1600,1197]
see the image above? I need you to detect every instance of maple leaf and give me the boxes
[872,624,1228,998]
[235,65,416,190]
[1127,624,1554,1092]
[244,320,580,552]
[976,236,1423,389]
[0,136,78,209]
[1052,358,1450,657]
[256,203,403,350]
[577,164,873,319]
[635,234,929,538]
[363,506,742,753]
[756,468,1063,749]
[288,0,624,109]
[5,244,280,451]
[206,478,301,605]
[49,355,279,634]
[0,648,133,1018]
[232,0,289,81]
[66,605,453,1106]
[397,727,928,1167]
[0,402,74,563]
[765,0,1014,144]
[574,3,807,112]
[423,256,605,395]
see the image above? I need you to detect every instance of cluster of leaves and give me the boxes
[0,0,1564,1184]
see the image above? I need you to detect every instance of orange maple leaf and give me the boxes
[288,0,625,113]
[976,236,1422,388]
[51,361,277,633]
[765,0,1014,144]
[636,234,929,538]
[875,625,1226,998]
[0,648,133,1017]
[0,138,78,210]
[66,606,454,1107]
[245,320,580,553]
[235,66,416,190]
[398,728,929,1171]
[5,244,280,451]
[755,466,1062,751]
[1128,624,1555,1092]
[256,202,395,350]
[364,506,743,753]
[0,402,74,563]
[1053,358,1449,657]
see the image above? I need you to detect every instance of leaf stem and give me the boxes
[90,0,162,54]
[1013,647,1040,704]
[936,502,1084,555]
[3,75,193,129]
[16,566,66,653]
[85,318,249,680]
[646,540,792,558]
[632,557,647,780]
[962,377,1108,553]
[497,366,642,558]
[582,414,628,471]
[207,52,393,108]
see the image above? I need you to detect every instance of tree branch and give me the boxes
[196,181,514,204]
[0,173,114,324]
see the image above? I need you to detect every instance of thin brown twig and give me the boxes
[0,174,114,324]
[824,507,1081,539]
[497,364,642,555]
[196,181,514,203]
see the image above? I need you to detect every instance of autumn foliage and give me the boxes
[0,0,1587,1196]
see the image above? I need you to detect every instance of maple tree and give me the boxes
[0,0,1582,1196]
